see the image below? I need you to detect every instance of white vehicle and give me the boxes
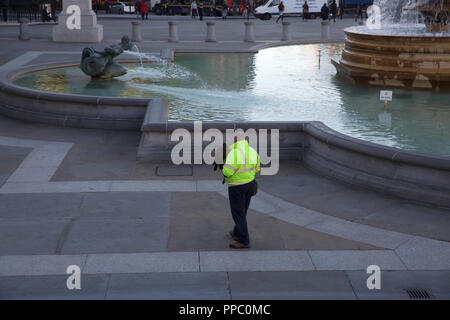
[151,0,161,8]
[124,3,136,14]
[254,0,328,20]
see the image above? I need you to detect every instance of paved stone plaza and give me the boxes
[0,16,449,299]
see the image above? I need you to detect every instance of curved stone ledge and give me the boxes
[302,122,450,208]
[304,122,450,171]
[0,64,152,130]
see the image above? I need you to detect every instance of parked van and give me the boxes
[254,0,328,20]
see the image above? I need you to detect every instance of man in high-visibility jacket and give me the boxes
[222,136,260,249]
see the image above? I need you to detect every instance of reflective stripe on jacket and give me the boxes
[222,140,260,187]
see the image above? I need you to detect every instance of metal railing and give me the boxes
[0,3,60,23]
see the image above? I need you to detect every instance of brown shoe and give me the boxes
[229,230,238,241]
[229,241,250,249]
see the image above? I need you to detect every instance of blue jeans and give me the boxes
[228,180,257,245]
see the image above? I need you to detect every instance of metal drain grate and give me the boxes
[406,289,432,299]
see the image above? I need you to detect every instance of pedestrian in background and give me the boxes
[141,0,149,20]
[302,1,309,21]
[198,2,204,20]
[339,0,345,19]
[136,0,142,18]
[276,1,285,23]
[105,0,110,14]
[42,7,51,22]
[191,0,198,19]
[320,2,329,21]
[330,0,337,22]
[355,1,364,22]
[246,2,252,20]
[222,2,228,19]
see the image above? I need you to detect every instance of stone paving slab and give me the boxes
[19,148,72,169]
[52,146,138,181]
[0,174,9,187]
[6,141,73,184]
[6,167,58,183]
[197,180,228,192]
[309,250,407,271]
[60,217,171,254]
[156,165,193,176]
[228,271,356,300]
[106,272,230,300]
[168,191,287,251]
[83,252,199,274]
[0,193,83,219]
[79,192,171,219]
[0,274,109,300]
[251,190,298,213]
[258,174,348,204]
[354,203,450,242]
[110,180,197,192]
[200,251,315,272]
[0,145,33,187]
[394,237,450,270]
[277,222,378,251]
[260,174,402,221]
[269,207,327,228]
[0,254,87,276]
[0,181,112,194]
[0,51,44,71]
[306,216,412,250]
[0,219,70,255]
[294,188,400,221]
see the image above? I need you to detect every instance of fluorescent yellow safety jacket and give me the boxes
[222,140,260,187]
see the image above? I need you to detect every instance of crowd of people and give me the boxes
[319,0,347,22]
[135,0,149,20]
[320,1,367,22]
[103,0,368,23]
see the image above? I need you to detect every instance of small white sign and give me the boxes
[380,90,393,101]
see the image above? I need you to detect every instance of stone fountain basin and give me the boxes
[0,60,158,130]
[1,58,449,208]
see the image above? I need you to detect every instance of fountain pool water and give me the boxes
[12,43,450,157]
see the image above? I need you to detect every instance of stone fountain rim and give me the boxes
[3,60,154,105]
[345,25,450,39]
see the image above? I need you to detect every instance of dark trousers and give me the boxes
[276,13,284,23]
[228,180,257,245]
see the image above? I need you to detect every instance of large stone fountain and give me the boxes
[332,0,450,90]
